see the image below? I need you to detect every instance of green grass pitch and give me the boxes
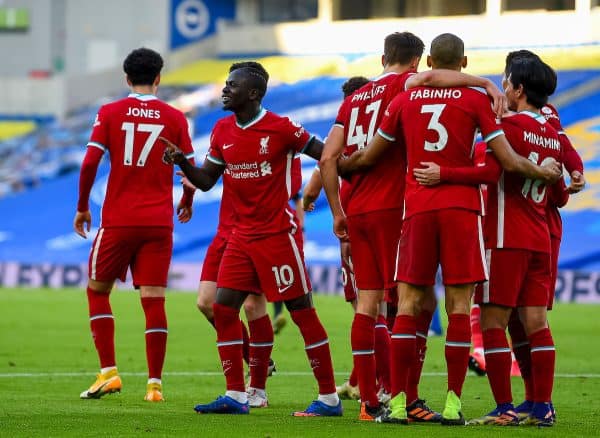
[1,288,599,437]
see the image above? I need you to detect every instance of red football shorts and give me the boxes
[548,236,561,310]
[347,208,403,290]
[395,209,487,286]
[217,230,311,302]
[200,231,230,282]
[474,248,551,308]
[88,226,172,287]
[341,256,357,302]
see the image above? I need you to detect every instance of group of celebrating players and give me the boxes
[74,28,585,428]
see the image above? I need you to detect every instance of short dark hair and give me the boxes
[507,56,556,108]
[505,50,557,95]
[342,76,370,97]
[430,33,464,69]
[123,48,163,86]
[229,61,268,98]
[383,32,424,66]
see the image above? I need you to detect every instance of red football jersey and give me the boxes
[484,112,562,252]
[208,108,312,237]
[334,71,414,216]
[217,154,303,236]
[88,93,194,228]
[378,86,503,219]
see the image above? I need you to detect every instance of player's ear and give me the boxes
[154,74,161,87]
[461,56,468,69]
[126,75,132,87]
[248,88,259,101]
[426,55,433,68]
[381,54,386,67]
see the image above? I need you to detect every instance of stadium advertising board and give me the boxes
[1,261,599,304]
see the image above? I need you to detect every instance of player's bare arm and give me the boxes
[319,126,348,239]
[488,134,561,183]
[405,69,507,117]
[161,136,224,191]
[302,168,323,212]
[337,132,392,176]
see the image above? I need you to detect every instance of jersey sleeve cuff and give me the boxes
[206,154,225,165]
[87,141,106,152]
[483,129,504,143]
[377,128,395,142]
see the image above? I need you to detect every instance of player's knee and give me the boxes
[196,296,214,318]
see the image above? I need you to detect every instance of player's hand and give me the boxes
[177,202,193,223]
[340,240,352,266]
[74,210,91,239]
[160,136,185,165]
[333,214,349,241]
[568,170,585,194]
[541,159,562,184]
[413,162,441,186]
[176,170,196,190]
[485,80,508,117]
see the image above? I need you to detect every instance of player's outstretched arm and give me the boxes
[161,137,224,191]
[414,153,502,186]
[488,134,561,183]
[405,69,506,117]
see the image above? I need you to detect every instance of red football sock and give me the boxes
[213,303,245,392]
[470,305,483,351]
[290,307,336,395]
[86,287,115,369]
[248,315,274,390]
[241,319,250,365]
[445,313,471,397]
[407,309,432,404]
[390,315,416,398]
[483,328,513,404]
[529,328,555,403]
[374,314,392,394]
[508,312,533,401]
[349,367,358,387]
[141,296,168,380]
[351,313,378,407]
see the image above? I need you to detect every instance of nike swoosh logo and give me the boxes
[278,284,292,294]
[223,144,234,149]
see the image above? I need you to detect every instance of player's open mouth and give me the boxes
[222,96,231,104]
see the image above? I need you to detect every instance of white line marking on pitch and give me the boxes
[0,371,599,378]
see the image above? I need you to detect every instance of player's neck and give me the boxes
[515,102,538,114]
[383,64,414,75]
[130,85,157,96]
[234,104,262,125]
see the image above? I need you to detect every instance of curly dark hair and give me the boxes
[123,47,164,86]
[383,32,424,66]
[229,61,269,99]
[341,76,370,97]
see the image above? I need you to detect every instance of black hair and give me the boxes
[229,61,268,98]
[123,48,163,86]
[505,50,557,95]
[342,76,370,97]
[506,56,557,108]
[430,33,464,69]
[383,32,424,66]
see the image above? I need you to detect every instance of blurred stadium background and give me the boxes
[0,0,598,304]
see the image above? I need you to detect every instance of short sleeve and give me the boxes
[176,112,195,160]
[334,98,350,129]
[282,117,312,153]
[206,124,225,165]
[475,94,504,143]
[377,94,402,142]
[87,105,109,152]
